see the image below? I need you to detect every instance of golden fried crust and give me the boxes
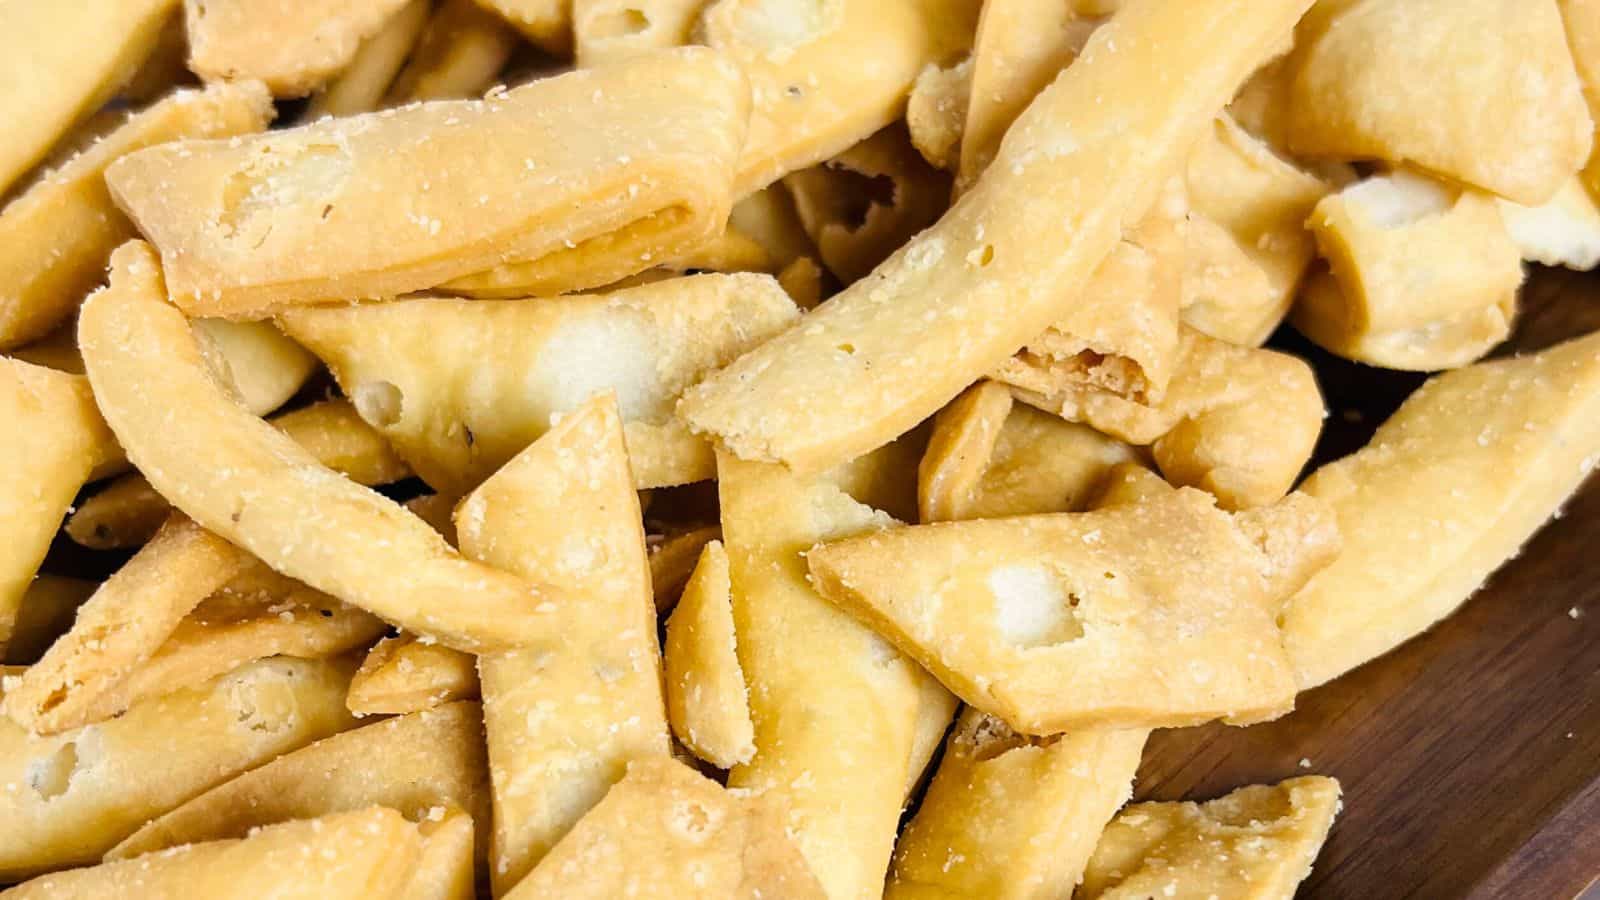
[347,634,480,717]
[663,540,757,769]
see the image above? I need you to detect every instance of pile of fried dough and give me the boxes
[3,0,1599,897]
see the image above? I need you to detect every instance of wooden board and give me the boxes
[1138,267,1600,899]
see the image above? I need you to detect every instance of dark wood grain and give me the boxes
[1137,267,1600,899]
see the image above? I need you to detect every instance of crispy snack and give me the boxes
[185,0,417,96]
[387,0,521,103]
[1284,0,1591,205]
[906,57,972,172]
[1080,777,1342,899]
[4,577,95,667]
[346,634,480,716]
[887,711,1148,899]
[648,524,721,612]
[718,452,950,900]
[454,394,670,893]
[69,399,411,550]
[80,242,567,653]
[704,0,979,195]
[279,274,799,494]
[0,359,119,650]
[473,0,571,52]
[121,12,194,103]
[663,540,756,768]
[806,488,1330,734]
[777,256,825,308]
[1566,0,1600,196]
[821,429,928,524]
[680,0,1313,475]
[108,702,490,862]
[1294,170,1523,371]
[728,184,818,273]
[406,806,476,900]
[106,49,750,316]
[1282,328,1600,689]
[786,125,951,285]
[1091,460,1179,509]
[0,0,175,198]
[305,0,432,118]
[193,318,320,414]
[575,0,704,67]
[1496,176,1600,271]
[0,656,357,880]
[918,381,1014,523]
[503,757,825,899]
[0,82,274,350]
[6,807,422,900]
[10,322,84,374]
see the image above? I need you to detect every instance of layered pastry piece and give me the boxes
[347,635,480,716]
[1293,170,1524,371]
[503,758,825,899]
[807,487,1340,734]
[305,0,432,118]
[1079,777,1342,899]
[1283,0,1592,205]
[106,48,750,316]
[1495,176,1600,271]
[663,540,757,768]
[681,0,1314,475]
[385,0,521,104]
[279,273,799,494]
[184,0,417,96]
[1282,328,1600,689]
[574,0,704,67]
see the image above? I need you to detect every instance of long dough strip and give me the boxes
[305,0,432,118]
[386,0,522,104]
[680,0,1317,474]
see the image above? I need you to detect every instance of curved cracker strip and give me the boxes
[279,273,799,494]
[648,524,721,612]
[887,711,1148,899]
[1496,175,1600,271]
[455,394,670,893]
[387,0,521,103]
[0,656,357,881]
[907,57,972,172]
[347,634,480,716]
[79,242,566,653]
[502,757,826,899]
[1080,776,1342,899]
[5,577,96,667]
[306,0,432,118]
[185,0,417,96]
[681,0,1312,474]
[405,806,476,900]
[575,0,705,67]
[1284,0,1591,205]
[8,807,421,900]
[918,380,1014,523]
[0,82,274,350]
[664,540,756,768]
[107,48,749,317]
[705,0,980,195]
[1282,328,1600,690]
[473,0,571,52]
[109,702,489,862]
[807,488,1304,734]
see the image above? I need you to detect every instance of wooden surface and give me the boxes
[1137,268,1600,899]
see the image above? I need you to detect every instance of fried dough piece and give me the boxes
[918,381,1014,523]
[347,634,480,716]
[185,0,417,96]
[727,183,817,273]
[575,0,704,67]
[472,0,571,52]
[680,0,1313,475]
[192,319,320,416]
[404,806,477,900]
[1283,328,1600,689]
[387,0,521,103]
[306,0,432,117]
[107,49,749,316]
[906,57,972,172]
[663,540,756,768]
[279,273,799,494]
[1496,175,1600,270]
[1565,0,1600,196]
[648,524,721,612]
[4,577,95,666]
[1080,777,1342,899]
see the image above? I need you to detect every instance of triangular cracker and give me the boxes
[663,540,756,769]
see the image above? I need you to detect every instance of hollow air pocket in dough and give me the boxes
[184,0,418,97]
[277,273,800,495]
[1281,327,1600,690]
[679,0,1316,476]
[79,242,572,654]
[105,48,751,318]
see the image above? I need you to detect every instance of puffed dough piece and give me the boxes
[0,656,356,881]
[704,0,980,195]
[664,540,756,768]
[807,488,1329,734]
[1295,170,1523,371]
[5,577,95,667]
[1000,327,1323,511]
[1284,0,1591,205]
[347,635,480,716]
[1282,328,1600,689]
[648,524,721,612]
[0,0,175,197]
[503,757,825,899]
[306,0,432,118]
[405,806,477,900]
[1496,176,1600,270]
[279,273,800,494]
[575,0,705,67]
[80,242,568,653]
[1080,777,1343,899]
[0,360,119,650]
[109,702,489,861]
[907,58,971,172]
[0,82,274,350]
[386,0,521,103]
[69,399,411,549]
[455,394,670,894]
[185,0,417,96]
[718,452,950,900]
[887,711,1148,900]
[472,0,571,52]
[106,48,750,317]
[786,125,951,285]
[681,0,1314,475]
[7,807,422,900]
